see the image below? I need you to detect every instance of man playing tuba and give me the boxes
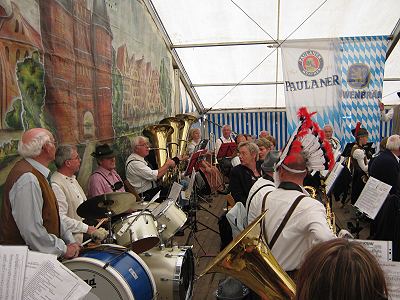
[125,136,176,201]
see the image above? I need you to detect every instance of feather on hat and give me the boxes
[277,107,335,172]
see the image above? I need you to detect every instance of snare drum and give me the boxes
[113,211,159,253]
[140,246,194,300]
[63,245,156,300]
[152,200,187,242]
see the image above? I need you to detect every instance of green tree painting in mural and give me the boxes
[159,57,172,116]
[5,51,51,131]
[111,50,126,135]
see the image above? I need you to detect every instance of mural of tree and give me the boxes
[112,50,125,135]
[159,57,172,116]
[14,51,51,130]
[5,97,24,130]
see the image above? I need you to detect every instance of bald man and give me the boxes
[0,128,80,259]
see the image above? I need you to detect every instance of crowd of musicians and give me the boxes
[0,100,399,299]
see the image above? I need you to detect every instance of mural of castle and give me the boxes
[116,44,164,127]
[39,0,114,143]
[0,2,43,130]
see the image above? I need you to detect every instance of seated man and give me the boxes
[87,144,125,198]
[51,145,96,244]
[215,124,235,177]
[323,124,341,152]
[262,152,336,273]
[126,136,176,200]
[0,128,79,258]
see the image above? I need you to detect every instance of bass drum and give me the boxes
[63,245,156,300]
[140,246,195,300]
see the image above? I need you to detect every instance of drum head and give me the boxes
[152,200,174,217]
[177,247,195,300]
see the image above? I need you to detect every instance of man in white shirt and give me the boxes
[215,124,235,178]
[323,124,341,152]
[126,136,176,200]
[0,128,80,258]
[380,92,400,135]
[51,145,96,244]
[262,152,335,272]
[246,150,280,224]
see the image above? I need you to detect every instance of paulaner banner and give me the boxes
[282,36,389,145]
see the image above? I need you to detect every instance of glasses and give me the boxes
[67,155,80,161]
[47,140,58,147]
[137,143,149,148]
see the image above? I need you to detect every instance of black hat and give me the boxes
[91,144,115,158]
[351,127,368,138]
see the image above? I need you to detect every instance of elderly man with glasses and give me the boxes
[0,128,80,259]
[125,136,176,201]
[87,144,125,198]
[51,145,97,244]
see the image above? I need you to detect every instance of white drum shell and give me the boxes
[152,200,187,242]
[140,246,194,300]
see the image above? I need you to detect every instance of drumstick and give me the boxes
[80,218,108,247]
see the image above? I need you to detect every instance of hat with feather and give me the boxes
[277,107,335,173]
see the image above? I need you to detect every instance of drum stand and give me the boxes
[183,178,219,254]
[105,211,115,244]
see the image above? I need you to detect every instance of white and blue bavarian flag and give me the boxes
[281,36,389,146]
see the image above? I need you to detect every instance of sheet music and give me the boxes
[23,259,91,300]
[24,251,57,284]
[380,261,400,299]
[354,177,391,219]
[325,163,344,194]
[0,245,28,300]
[168,182,183,202]
[352,239,392,262]
[184,169,196,200]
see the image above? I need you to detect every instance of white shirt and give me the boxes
[381,108,394,121]
[246,177,276,225]
[352,148,369,173]
[262,187,335,271]
[126,152,158,194]
[215,135,234,157]
[9,158,75,257]
[51,172,88,244]
[187,140,199,156]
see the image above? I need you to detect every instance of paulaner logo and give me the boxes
[298,50,324,77]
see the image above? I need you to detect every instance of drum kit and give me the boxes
[64,192,195,300]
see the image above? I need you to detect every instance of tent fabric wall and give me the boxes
[206,110,393,150]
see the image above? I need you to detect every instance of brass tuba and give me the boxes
[176,114,198,156]
[143,124,174,185]
[200,211,296,299]
[159,117,185,158]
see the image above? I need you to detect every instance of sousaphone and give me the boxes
[200,211,296,300]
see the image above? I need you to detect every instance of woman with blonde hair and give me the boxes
[187,127,201,155]
[296,238,388,300]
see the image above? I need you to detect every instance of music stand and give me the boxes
[341,142,355,157]
[194,139,209,152]
[217,142,236,159]
[185,149,207,176]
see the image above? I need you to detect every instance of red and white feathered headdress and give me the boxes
[277,107,335,172]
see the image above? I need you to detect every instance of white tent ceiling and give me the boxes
[148,0,400,111]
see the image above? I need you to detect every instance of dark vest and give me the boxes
[0,159,61,245]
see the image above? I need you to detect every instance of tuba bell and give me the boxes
[143,124,174,186]
[159,117,185,158]
[176,114,198,156]
[200,211,296,300]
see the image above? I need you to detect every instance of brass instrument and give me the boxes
[306,182,337,235]
[200,211,296,299]
[143,124,174,185]
[176,114,198,157]
[304,186,317,198]
[159,117,185,158]
[209,132,218,165]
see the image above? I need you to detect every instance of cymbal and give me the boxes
[77,192,137,219]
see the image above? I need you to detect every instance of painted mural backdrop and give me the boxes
[0,0,177,193]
